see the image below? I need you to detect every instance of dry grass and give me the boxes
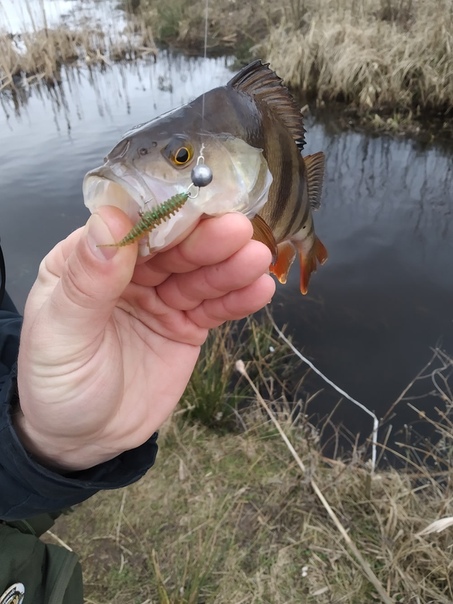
[135,0,453,118]
[264,0,453,115]
[45,319,453,604]
[0,6,156,91]
[49,413,453,603]
[0,28,102,89]
[2,0,452,118]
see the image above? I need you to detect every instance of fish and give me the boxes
[83,60,327,294]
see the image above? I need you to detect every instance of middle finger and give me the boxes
[156,240,272,310]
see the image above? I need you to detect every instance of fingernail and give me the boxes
[86,214,118,261]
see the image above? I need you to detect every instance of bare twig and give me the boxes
[236,359,394,604]
[266,309,379,472]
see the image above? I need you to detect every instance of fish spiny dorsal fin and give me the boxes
[304,151,325,209]
[228,60,306,150]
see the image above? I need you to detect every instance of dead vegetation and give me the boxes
[135,0,453,119]
[264,0,453,116]
[46,317,453,604]
[2,0,452,121]
[0,11,156,91]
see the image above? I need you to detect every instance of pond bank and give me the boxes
[1,0,452,136]
[0,0,156,92]
[50,391,453,603]
[46,314,453,603]
[134,0,453,130]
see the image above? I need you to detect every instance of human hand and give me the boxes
[15,208,275,471]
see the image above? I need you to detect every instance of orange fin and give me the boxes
[270,241,297,284]
[304,152,325,209]
[297,236,328,295]
[251,215,278,261]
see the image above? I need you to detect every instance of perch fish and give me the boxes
[83,60,327,294]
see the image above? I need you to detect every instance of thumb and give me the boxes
[48,207,138,337]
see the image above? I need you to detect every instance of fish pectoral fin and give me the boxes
[296,236,328,295]
[270,241,297,284]
[251,215,278,260]
[304,152,325,209]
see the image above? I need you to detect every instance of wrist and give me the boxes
[12,408,121,472]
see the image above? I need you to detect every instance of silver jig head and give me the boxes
[191,163,213,187]
[187,144,213,198]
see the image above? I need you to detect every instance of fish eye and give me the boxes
[173,146,193,165]
[163,138,195,168]
[139,148,148,156]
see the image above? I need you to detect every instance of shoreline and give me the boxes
[1,0,452,138]
[52,409,453,602]
[46,315,453,602]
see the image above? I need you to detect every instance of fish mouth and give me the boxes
[83,162,187,222]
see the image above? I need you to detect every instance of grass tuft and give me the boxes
[264,0,453,115]
[180,316,300,430]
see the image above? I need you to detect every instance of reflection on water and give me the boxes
[0,53,451,444]
[0,0,125,34]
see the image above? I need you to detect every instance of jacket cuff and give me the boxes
[0,369,158,521]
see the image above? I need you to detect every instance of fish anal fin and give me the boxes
[304,152,325,209]
[251,215,278,260]
[228,60,306,149]
[315,236,328,265]
[296,236,328,295]
[270,241,297,284]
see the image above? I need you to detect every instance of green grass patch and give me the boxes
[180,315,299,430]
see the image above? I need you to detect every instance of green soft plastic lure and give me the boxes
[98,191,189,249]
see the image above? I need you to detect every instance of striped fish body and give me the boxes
[224,62,328,294]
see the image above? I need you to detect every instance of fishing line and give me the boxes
[201,0,209,123]
[0,242,5,307]
[267,308,379,472]
[189,0,213,195]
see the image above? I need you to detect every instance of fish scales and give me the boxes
[265,128,305,240]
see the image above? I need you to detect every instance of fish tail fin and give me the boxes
[297,236,328,295]
[270,241,297,284]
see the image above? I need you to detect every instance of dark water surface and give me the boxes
[0,55,451,445]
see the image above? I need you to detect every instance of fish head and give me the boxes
[83,105,272,255]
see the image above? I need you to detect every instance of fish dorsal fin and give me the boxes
[304,151,325,209]
[229,60,306,150]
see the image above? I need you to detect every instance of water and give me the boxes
[274,122,453,450]
[0,0,125,34]
[0,54,451,449]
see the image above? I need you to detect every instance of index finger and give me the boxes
[132,213,254,287]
